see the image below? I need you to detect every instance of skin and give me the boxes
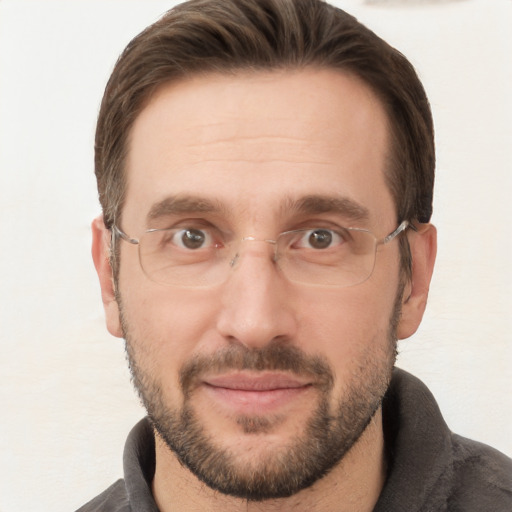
[92,68,437,512]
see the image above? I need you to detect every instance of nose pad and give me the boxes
[229,252,240,268]
[229,237,278,270]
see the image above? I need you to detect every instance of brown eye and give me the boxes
[174,228,211,249]
[308,229,333,249]
[291,228,346,251]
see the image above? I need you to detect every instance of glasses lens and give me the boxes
[139,228,227,287]
[276,228,377,286]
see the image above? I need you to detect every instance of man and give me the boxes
[81,0,512,510]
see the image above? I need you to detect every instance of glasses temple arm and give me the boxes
[111,225,139,245]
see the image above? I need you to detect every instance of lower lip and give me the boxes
[202,384,312,415]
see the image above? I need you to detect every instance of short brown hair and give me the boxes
[95,0,435,275]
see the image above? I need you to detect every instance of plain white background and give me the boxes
[0,1,511,510]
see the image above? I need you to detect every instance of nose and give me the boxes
[216,240,297,349]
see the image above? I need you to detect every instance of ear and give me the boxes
[91,215,123,338]
[397,223,437,340]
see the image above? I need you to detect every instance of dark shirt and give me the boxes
[76,369,512,511]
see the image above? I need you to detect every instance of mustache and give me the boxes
[179,342,334,394]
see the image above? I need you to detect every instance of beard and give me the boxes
[120,288,402,501]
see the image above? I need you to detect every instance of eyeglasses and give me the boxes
[112,220,409,288]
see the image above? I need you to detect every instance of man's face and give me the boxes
[105,69,408,499]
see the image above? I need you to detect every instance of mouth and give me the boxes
[201,372,314,414]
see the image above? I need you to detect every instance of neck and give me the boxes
[152,409,387,512]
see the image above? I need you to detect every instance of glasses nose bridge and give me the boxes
[229,236,279,268]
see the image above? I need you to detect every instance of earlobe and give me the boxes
[91,215,123,338]
[397,223,437,340]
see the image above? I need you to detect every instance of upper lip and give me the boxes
[203,372,312,391]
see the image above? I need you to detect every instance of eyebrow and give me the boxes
[285,195,370,223]
[146,193,370,225]
[146,195,227,223]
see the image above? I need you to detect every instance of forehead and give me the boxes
[123,68,394,231]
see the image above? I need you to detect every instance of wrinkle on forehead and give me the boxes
[185,135,320,149]
[179,126,339,166]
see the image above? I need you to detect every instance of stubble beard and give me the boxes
[119,289,402,501]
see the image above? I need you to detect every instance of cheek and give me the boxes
[296,286,397,377]
[119,282,221,391]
